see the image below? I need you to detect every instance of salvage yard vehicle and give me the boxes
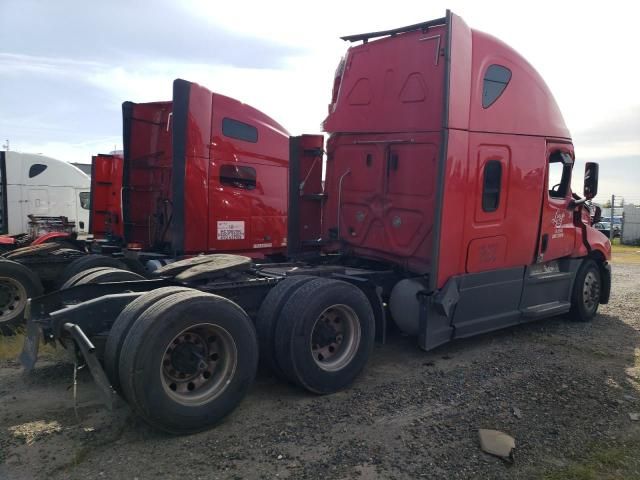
[0,151,91,237]
[21,11,611,434]
[0,79,289,334]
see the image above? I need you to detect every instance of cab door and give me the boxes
[537,143,576,262]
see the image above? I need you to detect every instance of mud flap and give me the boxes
[600,262,611,304]
[63,323,119,411]
[416,278,459,351]
[19,302,40,372]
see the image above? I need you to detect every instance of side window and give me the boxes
[29,163,48,178]
[482,160,502,212]
[482,65,512,108]
[79,192,90,210]
[548,151,573,199]
[222,118,258,143]
[220,165,257,190]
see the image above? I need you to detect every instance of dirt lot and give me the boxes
[2,258,640,480]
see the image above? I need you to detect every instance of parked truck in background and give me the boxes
[0,151,90,236]
[21,11,611,435]
[0,78,289,334]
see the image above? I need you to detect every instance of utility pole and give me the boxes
[610,194,615,241]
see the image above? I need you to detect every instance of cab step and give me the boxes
[521,301,571,319]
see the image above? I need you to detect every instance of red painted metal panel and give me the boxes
[90,154,123,240]
[291,134,324,250]
[323,132,439,273]
[208,93,289,256]
[323,24,447,134]
[123,101,173,249]
[467,30,570,139]
[182,82,212,253]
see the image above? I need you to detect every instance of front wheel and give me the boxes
[570,259,601,322]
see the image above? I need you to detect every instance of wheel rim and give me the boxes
[160,323,237,406]
[310,304,361,372]
[582,271,600,313]
[0,276,27,323]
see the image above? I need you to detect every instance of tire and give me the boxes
[59,254,128,287]
[274,278,375,394]
[60,267,114,290]
[255,275,316,378]
[570,259,602,322]
[104,286,192,391]
[0,260,44,335]
[118,290,259,434]
[73,268,144,286]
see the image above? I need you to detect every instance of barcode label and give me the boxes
[217,221,245,240]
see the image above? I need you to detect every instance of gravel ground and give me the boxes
[1,262,639,479]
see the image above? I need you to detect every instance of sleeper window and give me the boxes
[482,160,502,212]
[222,118,258,143]
[29,164,48,178]
[220,165,257,190]
[482,65,512,108]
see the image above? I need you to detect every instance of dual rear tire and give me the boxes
[106,278,375,433]
[106,287,259,434]
[258,277,375,394]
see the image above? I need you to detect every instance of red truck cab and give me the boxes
[293,11,611,349]
[94,79,289,258]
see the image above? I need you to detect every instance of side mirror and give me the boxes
[592,205,602,224]
[584,162,599,200]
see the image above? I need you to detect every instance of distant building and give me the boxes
[622,204,640,245]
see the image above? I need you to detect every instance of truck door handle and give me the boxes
[541,234,549,253]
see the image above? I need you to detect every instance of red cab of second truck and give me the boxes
[91,79,289,258]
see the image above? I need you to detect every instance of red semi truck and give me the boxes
[91,79,289,257]
[21,11,610,434]
[0,79,289,334]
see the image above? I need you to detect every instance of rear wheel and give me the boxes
[118,290,258,434]
[61,267,142,289]
[0,260,44,335]
[104,286,192,391]
[73,267,144,286]
[274,278,375,394]
[59,254,128,287]
[255,275,316,378]
[570,259,601,322]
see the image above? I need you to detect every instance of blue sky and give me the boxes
[1,0,638,204]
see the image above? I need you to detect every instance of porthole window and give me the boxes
[482,65,512,108]
[222,118,258,143]
[28,163,48,178]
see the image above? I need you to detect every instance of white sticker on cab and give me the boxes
[217,221,245,241]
